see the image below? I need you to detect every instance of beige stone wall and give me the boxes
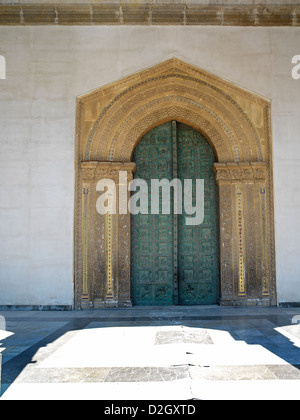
[0,25,299,305]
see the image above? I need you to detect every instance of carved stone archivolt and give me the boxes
[74,58,276,308]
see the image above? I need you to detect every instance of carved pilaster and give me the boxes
[214,162,272,306]
[80,161,136,309]
[118,169,135,307]
[80,168,94,309]
[81,181,90,308]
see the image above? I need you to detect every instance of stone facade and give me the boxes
[0,16,299,307]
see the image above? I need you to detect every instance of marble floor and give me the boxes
[0,306,300,400]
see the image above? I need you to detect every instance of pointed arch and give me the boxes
[78,59,269,165]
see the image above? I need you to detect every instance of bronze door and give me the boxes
[131,121,219,305]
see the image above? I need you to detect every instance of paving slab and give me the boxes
[0,306,299,400]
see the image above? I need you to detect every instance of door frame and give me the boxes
[74,58,276,308]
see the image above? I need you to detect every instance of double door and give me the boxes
[131,121,219,305]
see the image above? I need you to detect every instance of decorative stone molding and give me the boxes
[78,161,136,309]
[214,161,275,306]
[0,3,299,26]
[74,59,276,309]
[78,59,269,166]
[214,162,268,182]
[81,161,136,182]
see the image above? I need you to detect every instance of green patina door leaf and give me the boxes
[177,123,219,305]
[131,122,174,305]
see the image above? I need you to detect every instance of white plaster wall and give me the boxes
[0,26,299,306]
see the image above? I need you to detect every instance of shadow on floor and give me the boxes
[0,307,300,396]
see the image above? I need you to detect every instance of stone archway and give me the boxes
[74,58,276,309]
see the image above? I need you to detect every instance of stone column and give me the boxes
[80,161,136,309]
[80,165,94,309]
[214,162,274,306]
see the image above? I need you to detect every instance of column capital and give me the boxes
[81,161,136,182]
[213,162,268,182]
